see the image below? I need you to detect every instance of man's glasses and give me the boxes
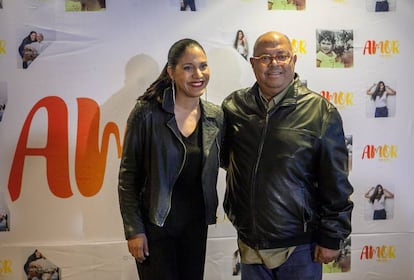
[252,53,292,65]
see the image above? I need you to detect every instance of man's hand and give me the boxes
[314,245,340,264]
[127,233,149,263]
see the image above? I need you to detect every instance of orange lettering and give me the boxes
[363,40,376,55]
[360,245,371,259]
[8,96,72,201]
[362,145,373,159]
[75,98,122,196]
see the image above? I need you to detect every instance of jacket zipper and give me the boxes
[303,187,308,233]
[250,113,269,247]
[160,122,187,227]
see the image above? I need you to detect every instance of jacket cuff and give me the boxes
[124,222,145,240]
[316,235,341,250]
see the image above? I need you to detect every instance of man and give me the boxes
[221,31,353,279]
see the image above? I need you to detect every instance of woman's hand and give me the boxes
[128,233,149,263]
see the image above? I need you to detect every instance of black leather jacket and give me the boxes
[222,74,353,250]
[118,88,223,239]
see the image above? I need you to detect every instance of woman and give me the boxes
[365,184,394,220]
[18,31,37,68]
[366,81,396,118]
[118,38,223,280]
[234,30,248,60]
[18,31,37,58]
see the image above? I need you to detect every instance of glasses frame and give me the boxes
[251,53,293,65]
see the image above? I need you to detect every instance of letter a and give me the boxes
[8,96,72,201]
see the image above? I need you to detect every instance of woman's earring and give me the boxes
[171,80,176,104]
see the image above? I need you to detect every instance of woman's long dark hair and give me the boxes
[138,38,205,102]
[371,81,385,101]
[369,184,384,204]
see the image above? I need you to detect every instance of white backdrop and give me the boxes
[1,0,413,279]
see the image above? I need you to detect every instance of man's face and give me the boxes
[250,33,296,99]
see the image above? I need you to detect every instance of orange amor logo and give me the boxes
[361,144,397,160]
[320,91,353,107]
[360,245,396,262]
[8,96,122,201]
[363,40,399,56]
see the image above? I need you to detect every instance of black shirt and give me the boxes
[164,120,204,235]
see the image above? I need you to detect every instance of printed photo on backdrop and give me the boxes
[366,0,397,12]
[316,29,353,68]
[24,249,61,280]
[65,0,106,11]
[364,184,395,220]
[233,30,249,60]
[267,0,306,10]
[0,191,10,232]
[365,80,397,118]
[17,30,52,69]
[0,81,7,122]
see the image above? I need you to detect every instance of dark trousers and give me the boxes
[375,106,388,118]
[241,243,322,280]
[373,209,387,220]
[180,0,196,11]
[375,1,389,12]
[136,219,207,280]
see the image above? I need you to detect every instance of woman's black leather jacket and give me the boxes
[118,88,223,239]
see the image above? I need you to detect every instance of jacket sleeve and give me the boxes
[118,103,146,239]
[316,107,354,250]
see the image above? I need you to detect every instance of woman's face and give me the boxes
[238,31,243,39]
[379,82,385,89]
[30,32,37,41]
[377,186,383,194]
[168,46,210,99]
[320,39,333,54]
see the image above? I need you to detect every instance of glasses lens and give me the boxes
[277,54,290,62]
[260,55,271,64]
